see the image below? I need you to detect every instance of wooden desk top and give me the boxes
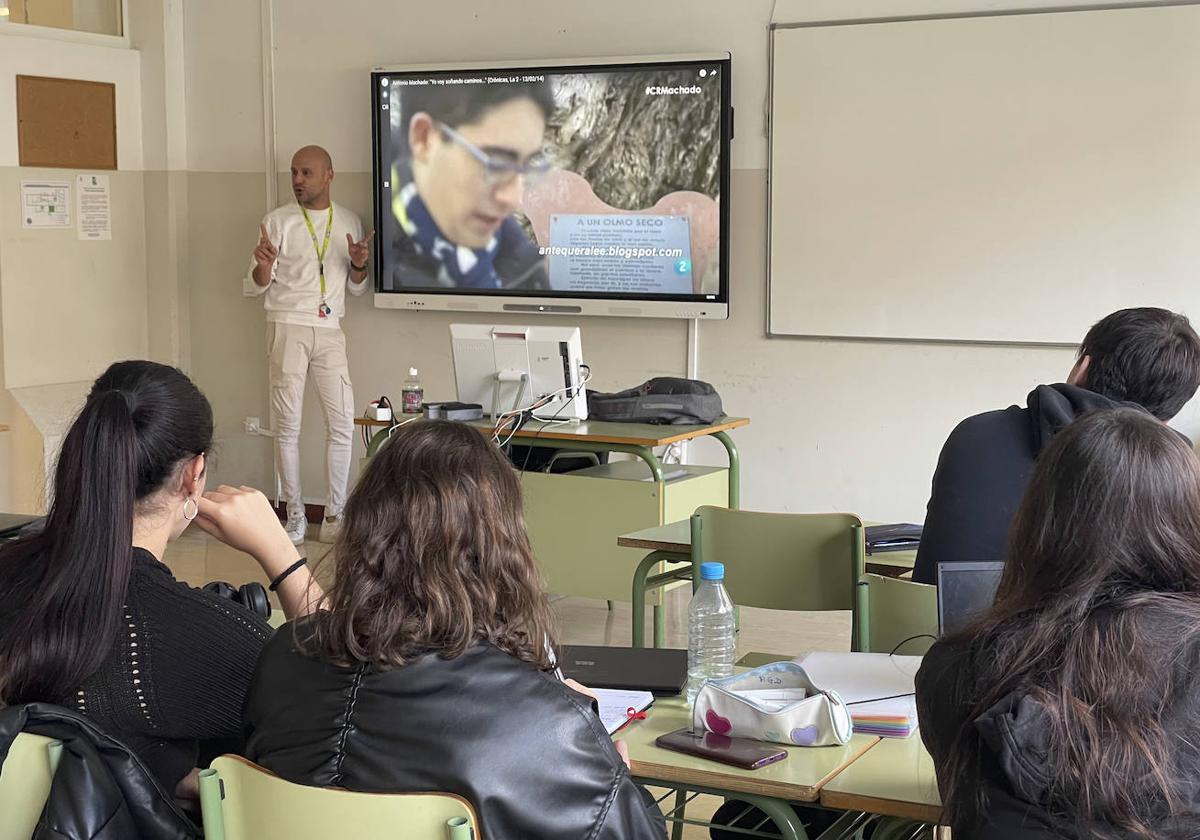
[616,519,691,553]
[614,696,879,802]
[355,416,749,447]
[819,731,943,824]
[616,521,918,577]
[470,416,749,447]
[354,416,403,427]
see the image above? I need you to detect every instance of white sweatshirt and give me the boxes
[244,201,368,328]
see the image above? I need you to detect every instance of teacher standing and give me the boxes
[244,145,374,545]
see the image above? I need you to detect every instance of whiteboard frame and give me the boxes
[765,0,1200,347]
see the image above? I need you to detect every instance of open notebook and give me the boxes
[594,688,655,735]
[794,651,921,738]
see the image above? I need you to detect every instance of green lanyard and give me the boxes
[299,204,334,301]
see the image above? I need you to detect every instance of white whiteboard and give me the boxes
[768,5,1200,344]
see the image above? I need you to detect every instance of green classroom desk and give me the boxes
[615,695,879,839]
[819,731,943,825]
[619,522,917,647]
[355,416,748,604]
[486,417,748,603]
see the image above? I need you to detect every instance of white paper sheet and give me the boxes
[594,688,655,735]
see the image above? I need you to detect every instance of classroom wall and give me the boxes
[0,27,150,509]
[182,0,1198,523]
[0,31,147,390]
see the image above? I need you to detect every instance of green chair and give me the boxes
[0,733,63,840]
[199,755,481,840]
[858,573,939,655]
[691,506,867,651]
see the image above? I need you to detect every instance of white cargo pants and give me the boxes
[267,322,355,520]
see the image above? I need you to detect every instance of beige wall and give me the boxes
[0,167,148,389]
[180,0,1198,524]
[0,28,149,507]
[0,28,156,385]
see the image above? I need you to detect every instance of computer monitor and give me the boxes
[936,561,1005,636]
[450,324,587,421]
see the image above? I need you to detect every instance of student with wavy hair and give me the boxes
[243,420,665,839]
[0,361,321,797]
[917,407,1200,839]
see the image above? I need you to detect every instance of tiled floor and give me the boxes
[163,528,853,839]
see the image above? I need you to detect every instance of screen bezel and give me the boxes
[369,53,731,320]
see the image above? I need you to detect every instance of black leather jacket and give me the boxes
[243,620,665,840]
[0,703,200,840]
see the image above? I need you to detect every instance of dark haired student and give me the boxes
[912,307,1200,584]
[243,420,665,839]
[0,361,322,798]
[385,82,555,290]
[917,408,1200,839]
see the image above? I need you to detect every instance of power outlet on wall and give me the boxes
[244,416,261,435]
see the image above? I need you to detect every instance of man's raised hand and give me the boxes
[254,223,279,270]
[347,229,375,269]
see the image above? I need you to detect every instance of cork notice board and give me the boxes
[16,75,117,170]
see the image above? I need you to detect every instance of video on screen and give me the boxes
[373,60,727,301]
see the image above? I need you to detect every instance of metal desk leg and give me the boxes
[365,428,391,459]
[632,550,692,648]
[644,780,812,840]
[670,790,687,840]
[712,431,740,509]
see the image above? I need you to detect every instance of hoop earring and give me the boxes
[182,498,198,522]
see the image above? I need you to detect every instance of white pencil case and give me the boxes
[692,662,853,747]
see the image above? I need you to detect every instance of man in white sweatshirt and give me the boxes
[245,145,374,544]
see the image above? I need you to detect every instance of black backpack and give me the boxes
[587,377,725,425]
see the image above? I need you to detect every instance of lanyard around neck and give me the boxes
[299,204,334,299]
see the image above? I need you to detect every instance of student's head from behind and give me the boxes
[404,84,554,249]
[940,408,1200,835]
[291,145,334,208]
[306,420,555,670]
[81,361,214,541]
[1001,406,1200,601]
[1066,307,1200,420]
[0,361,213,704]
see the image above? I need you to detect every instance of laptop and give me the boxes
[936,561,1005,636]
[556,645,688,696]
[0,513,41,541]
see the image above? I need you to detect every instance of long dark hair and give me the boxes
[938,408,1200,837]
[304,420,556,671]
[0,361,213,704]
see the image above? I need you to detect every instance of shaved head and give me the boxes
[292,145,332,172]
[290,145,334,209]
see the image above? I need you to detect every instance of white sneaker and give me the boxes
[285,512,308,545]
[318,516,341,544]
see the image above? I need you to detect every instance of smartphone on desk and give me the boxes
[656,728,787,770]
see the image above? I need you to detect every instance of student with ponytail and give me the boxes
[0,361,322,797]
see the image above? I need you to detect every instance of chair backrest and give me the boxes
[691,506,865,633]
[199,755,481,840]
[860,573,939,655]
[0,733,62,840]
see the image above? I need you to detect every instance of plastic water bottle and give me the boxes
[402,368,424,414]
[686,562,737,706]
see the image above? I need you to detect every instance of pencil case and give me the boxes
[692,662,853,747]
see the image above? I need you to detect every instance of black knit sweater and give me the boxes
[0,548,272,793]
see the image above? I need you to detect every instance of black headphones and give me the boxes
[202,580,272,622]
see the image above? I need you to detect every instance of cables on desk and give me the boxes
[492,364,592,459]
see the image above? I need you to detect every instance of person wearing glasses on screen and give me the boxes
[388,83,553,291]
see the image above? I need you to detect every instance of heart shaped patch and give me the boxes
[705,708,732,735]
[790,725,819,746]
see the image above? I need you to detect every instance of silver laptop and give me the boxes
[936,561,1005,636]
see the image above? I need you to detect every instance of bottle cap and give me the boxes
[409,367,418,377]
[699,562,725,581]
